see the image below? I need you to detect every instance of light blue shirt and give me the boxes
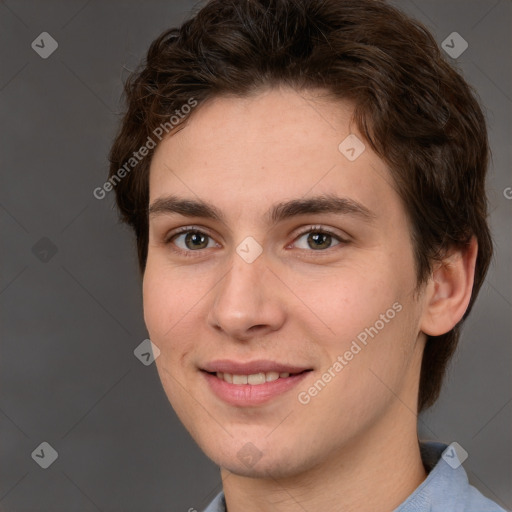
[203,441,507,511]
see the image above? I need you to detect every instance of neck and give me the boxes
[221,406,427,512]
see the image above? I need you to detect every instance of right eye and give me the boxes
[166,228,219,255]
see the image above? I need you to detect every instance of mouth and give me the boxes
[200,360,313,406]
[203,369,311,385]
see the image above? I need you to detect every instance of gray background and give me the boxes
[0,0,510,510]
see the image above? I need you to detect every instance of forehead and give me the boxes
[148,87,399,224]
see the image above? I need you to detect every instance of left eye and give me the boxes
[293,229,344,251]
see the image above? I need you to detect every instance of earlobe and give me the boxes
[420,236,478,337]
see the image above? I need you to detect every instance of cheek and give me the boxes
[289,260,404,344]
[292,257,418,386]
[142,271,167,338]
[142,263,212,376]
[142,268,197,402]
[142,265,190,344]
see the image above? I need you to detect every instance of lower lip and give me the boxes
[202,371,311,406]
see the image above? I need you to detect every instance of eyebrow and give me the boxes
[148,193,377,225]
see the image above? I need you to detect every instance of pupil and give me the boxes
[187,232,207,249]
[309,232,330,250]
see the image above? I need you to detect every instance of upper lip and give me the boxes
[201,359,312,375]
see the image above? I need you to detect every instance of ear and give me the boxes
[420,236,478,336]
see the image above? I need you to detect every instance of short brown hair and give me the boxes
[108,0,493,412]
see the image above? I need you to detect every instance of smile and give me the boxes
[214,371,298,385]
[201,366,312,406]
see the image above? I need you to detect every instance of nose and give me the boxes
[207,251,286,341]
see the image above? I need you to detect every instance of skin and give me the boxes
[143,86,478,512]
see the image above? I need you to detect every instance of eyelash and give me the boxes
[164,225,349,258]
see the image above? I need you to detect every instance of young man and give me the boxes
[108,0,505,510]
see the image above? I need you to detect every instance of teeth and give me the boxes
[215,371,291,385]
[266,371,279,382]
[232,374,247,385]
[248,373,265,385]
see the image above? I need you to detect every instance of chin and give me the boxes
[204,440,314,480]
[219,456,300,479]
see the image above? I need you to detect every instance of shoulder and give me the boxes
[395,441,507,512]
[462,484,508,512]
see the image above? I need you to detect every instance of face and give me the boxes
[143,87,428,478]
